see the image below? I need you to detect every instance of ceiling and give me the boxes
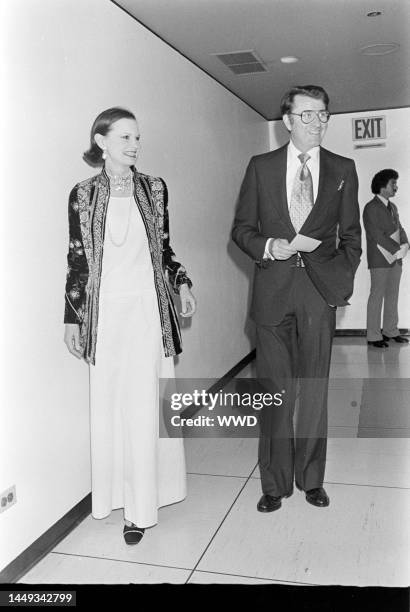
[113,0,410,120]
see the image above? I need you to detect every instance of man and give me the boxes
[232,85,361,512]
[363,169,409,348]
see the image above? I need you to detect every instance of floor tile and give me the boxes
[197,479,410,586]
[331,341,410,365]
[52,474,245,569]
[329,361,410,379]
[325,438,410,488]
[358,384,410,428]
[250,438,410,488]
[327,387,362,428]
[20,553,189,584]
[328,378,410,392]
[185,438,257,477]
[187,570,303,584]
[328,436,410,455]
[327,385,409,429]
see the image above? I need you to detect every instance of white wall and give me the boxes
[0,0,268,571]
[269,108,410,328]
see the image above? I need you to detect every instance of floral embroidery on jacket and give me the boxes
[64,167,192,364]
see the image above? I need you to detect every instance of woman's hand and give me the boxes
[64,324,83,359]
[179,284,197,317]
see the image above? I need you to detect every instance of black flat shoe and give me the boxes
[123,523,145,545]
[257,491,292,513]
[367,340,389,348]
[305,487,330,508]
[382,334,409,344]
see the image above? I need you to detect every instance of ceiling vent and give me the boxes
[213,50,268,75]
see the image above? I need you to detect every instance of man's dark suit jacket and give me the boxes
[363,195,408,269]
[232,144,362,326]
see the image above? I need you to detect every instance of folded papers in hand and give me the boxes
[377,230,402,264]
[289,234,322,253]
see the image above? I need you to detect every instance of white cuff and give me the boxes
[263,238,275,260]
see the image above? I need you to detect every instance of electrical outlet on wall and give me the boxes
[0,485,17,514]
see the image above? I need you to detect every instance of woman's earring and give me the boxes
[102,148,107,160]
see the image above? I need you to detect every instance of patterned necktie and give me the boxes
[289,153,314,232]
[387,201,397,227]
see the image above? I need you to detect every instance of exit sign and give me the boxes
[352,116,386,140]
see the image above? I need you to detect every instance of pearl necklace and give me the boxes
[107,197,133,247]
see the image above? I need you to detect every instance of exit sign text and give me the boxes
[352,116,386,141]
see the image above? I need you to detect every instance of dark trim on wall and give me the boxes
[335,329,367,337]
[208,350,256,392]
[0,495,91,584]
[334,329,408,337]
[110,1,267,121]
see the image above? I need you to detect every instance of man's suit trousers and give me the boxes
[256,268,336,496]
[366,263,402,341]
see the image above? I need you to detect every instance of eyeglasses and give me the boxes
[289,110,331,124]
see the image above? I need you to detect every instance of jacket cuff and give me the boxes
[173,269,192,294]
[64,295,81,324]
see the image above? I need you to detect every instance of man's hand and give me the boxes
[269,238,298,261]
[179,284,197,317]
[64,324,83,359]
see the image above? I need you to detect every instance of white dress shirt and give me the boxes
[264,141,320,259]
[376,194,389,207]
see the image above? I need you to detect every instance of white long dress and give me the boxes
[89,195,186,528]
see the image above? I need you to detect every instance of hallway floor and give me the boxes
[20,338,410,586]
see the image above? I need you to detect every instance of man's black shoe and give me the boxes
[257,493,291,513]
[367,340,389,348]
[305,487,330,508]
[382,334,409,344]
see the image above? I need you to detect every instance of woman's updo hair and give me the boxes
[83,107,136,167]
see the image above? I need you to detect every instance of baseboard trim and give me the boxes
[0,494,91,584]
[334,328,408,337]
[207,350,256,393]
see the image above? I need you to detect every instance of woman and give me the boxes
[63,107,196,545]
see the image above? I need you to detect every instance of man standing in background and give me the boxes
[363,169,409,348]
[232,85,361,513]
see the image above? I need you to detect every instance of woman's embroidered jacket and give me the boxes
[64,166,192,365]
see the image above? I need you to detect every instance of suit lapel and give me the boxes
[315,148,335,207]
[278,146,294,231]
[268,144,294,233]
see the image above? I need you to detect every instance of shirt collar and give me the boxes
[377,194,389,206]
[288,139,320,163]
